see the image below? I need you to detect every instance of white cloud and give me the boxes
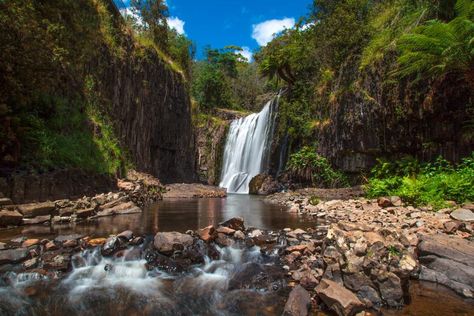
[167,16,185,35]
[237,47,253,62]
[252,18,295,46]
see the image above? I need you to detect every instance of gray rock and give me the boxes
[375,272,404,307]
[17,201,56,218]
[283,285,311,316]
[154,231,194,253]
[450,208,474,222]
[22,215,51,225]
[0,248,29,264]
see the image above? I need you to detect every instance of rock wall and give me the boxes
[0,169,116,204]
[96,48,196,184]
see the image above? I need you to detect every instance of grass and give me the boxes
[365,155,474,209]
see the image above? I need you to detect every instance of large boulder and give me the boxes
[0,209,23,226]
[249,174,279,195]
[154,232,194,254]
[17,201,56,218]
[0,248,29,264]
[283,285,311,316]
[450,208,474,222]
[418,234,474,298]
[315,279,365,316]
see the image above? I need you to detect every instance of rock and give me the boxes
[102,236,122,256]
[418,234,474,267]
[443,221,461,234]
[283,285,311,316]
[45,241,58,251]
[22,257,38,269]
[377,197,392,208]
[0,248,29,264]
[117,230,133,240]
[419,266,473,298]
[450,208,474,222]
[22,215,51,225]
[0,242,5,250]
[216,233,234,247]
[17,202,56,218]
[59,208,75,217]
[76,207,95,218]
[63,239,78,248]
[287,245,308,253]
[315,279,365,316]
[22,239,40,248]
[463,203,474,211]
[0,209,23,226]
[249,229,263,238]
[0,197,13,206]
[249,174,279,195]
[219,217,245,231]
[55,234,84,243]
[375,272,404,307]
[198,225,215,242]
[44,254,70,271]
[216,226,235,235]
[88,238,107,246]
[154,232,194,254]
[234,230,245,240]
[390,196,402,207]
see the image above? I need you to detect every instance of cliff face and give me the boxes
[313,58,473,174]
[97,48,196,183]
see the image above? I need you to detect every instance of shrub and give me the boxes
[286,146,348,188]
[365,154,474,209]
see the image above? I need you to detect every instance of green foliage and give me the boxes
[396,0,474,87]
[130,0,169,51]
[286,146,349,188]
[365,155,474,208]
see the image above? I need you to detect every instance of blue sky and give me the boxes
[115,0,312,60]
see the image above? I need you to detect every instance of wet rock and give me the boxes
[419,266,473,298]
[88,238,107,247]
[0,209,23,226]
[283,285,311,316]
[0,248,29,264]
[129,236,144,245]
[154,232,194,254]
[23,257,38,269]
[418,234,474,267]
[356,285,382,308]
[43,254,70,271]
[55,234,84,243]
[63,239,78,248]
[228,262,286,291]
[219,217,245,231]
[17,202,56,218]
[248,229,263,238]
[216,233,234,247]
[450,208,474,222]
[22,215,50,225]
[216,226,235,235]
[102,236,123,256]
[22,239,40,248]
[198,225,215,242]
[234,230,245,240]
[315,278,365,316]
[117,230,133,241]
[45,241,58,251]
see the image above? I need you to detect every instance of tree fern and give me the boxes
[396,0,474,88]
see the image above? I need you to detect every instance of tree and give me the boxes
[131,0,169,51]
[396,0,474,88]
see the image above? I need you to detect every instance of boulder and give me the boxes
[154,232,194,254]
[216,226,235,235]
[315,279,364,316]
[249,174,279,195]
[17,202,56,218]
[283,285,311,316]
[450,208,474,222]
[22,215,50,225]
[0,209,23,226]
[374,272,404,307]
[418,235,474,267]
[0,248,29,264]
[219,217,245,231]
[198,225,215,242]
[377,197,392,208]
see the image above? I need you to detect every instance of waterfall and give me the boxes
[219,97,278,194]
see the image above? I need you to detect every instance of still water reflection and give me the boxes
[0,195,319,241]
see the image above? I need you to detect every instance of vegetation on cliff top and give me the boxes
[0,0,193,175]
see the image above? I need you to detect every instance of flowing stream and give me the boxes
[219,97,278,193]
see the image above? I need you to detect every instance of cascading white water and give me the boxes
[219,97,278,194]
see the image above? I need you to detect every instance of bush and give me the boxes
[286,146,348,188]
[365,154,474,209]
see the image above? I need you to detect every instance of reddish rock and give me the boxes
[283,285,311,316]
[22,239,40,248]
[443,221,461,234]
[88,238,107,246]
[219,217,245,231]
[287,245,308,253]
[45,241,58,251]
[216,226,235,235]
[377,197,392,208]
[63,239,78,248]
[315,279,365,316]
[153,232,194,253]
[198,225,215,242]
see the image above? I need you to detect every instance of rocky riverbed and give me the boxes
[0,211,472,315]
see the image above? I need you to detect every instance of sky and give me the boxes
[114,0,313,60]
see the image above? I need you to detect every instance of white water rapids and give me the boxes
[219,97,278,193]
